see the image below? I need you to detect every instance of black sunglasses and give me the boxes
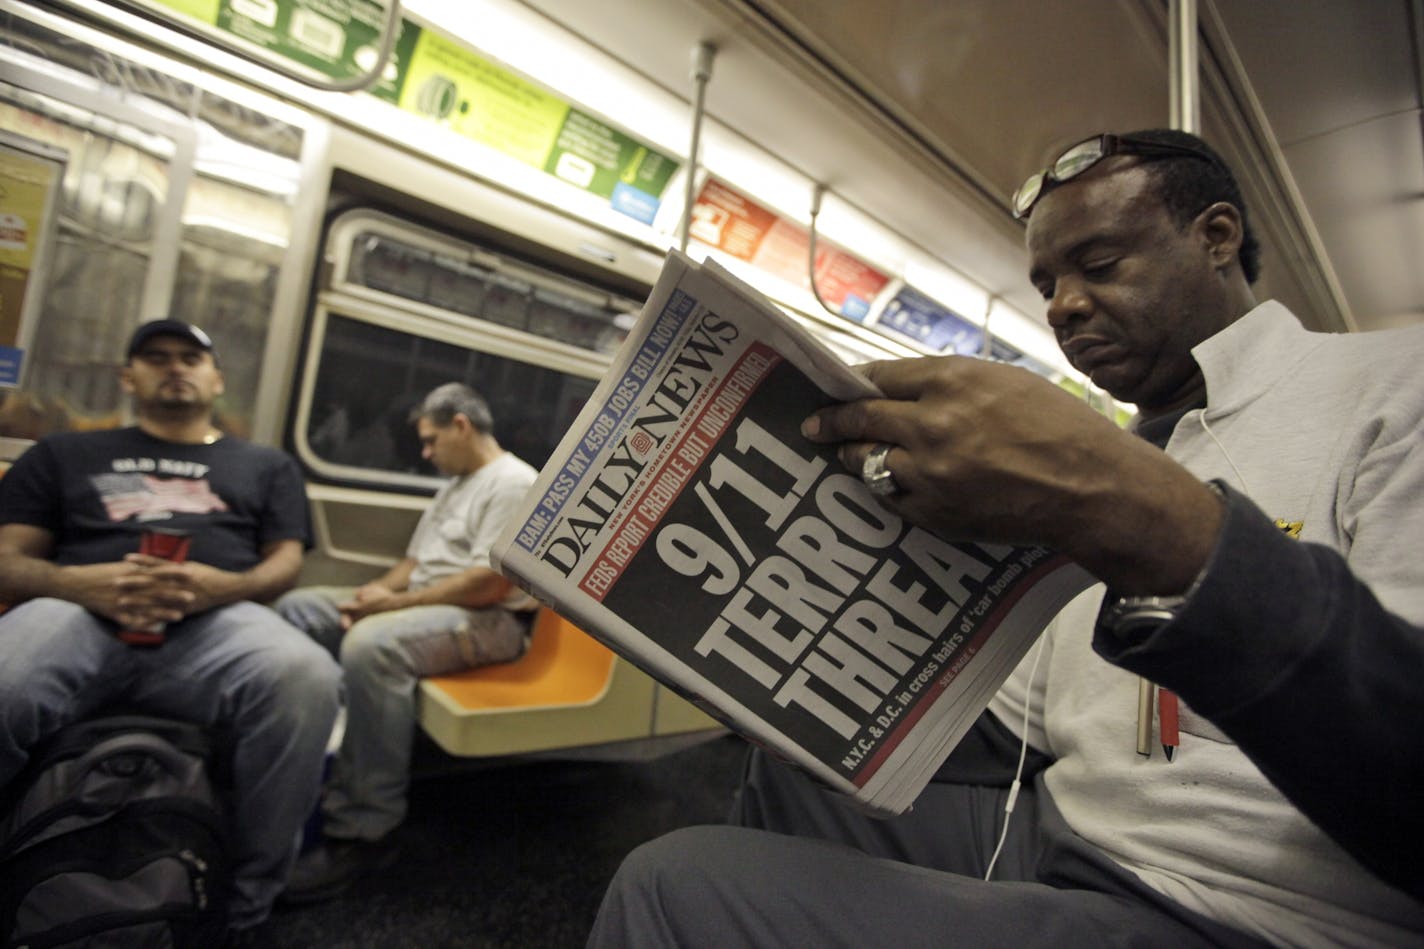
[1012,133,1221,219]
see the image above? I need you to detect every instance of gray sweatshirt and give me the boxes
[989,302,1424,947]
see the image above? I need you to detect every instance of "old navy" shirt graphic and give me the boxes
[91,456,227,522]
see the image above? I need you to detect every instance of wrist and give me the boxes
[51,562,104,607]
[1098,481,1226,641]
[382,588,418,611]
[1070,474,1224,596]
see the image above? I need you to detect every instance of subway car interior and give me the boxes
[1,0,1420,944]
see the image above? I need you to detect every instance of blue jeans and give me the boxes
[0,597,342,928]
[274,587,529,841]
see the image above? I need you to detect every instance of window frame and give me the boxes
[292,209,632,493]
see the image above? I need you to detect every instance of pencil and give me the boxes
[1159,688,1180,761]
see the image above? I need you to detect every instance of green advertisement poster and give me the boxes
[375,22,677,224]
[543,110,677,225]
[161,0,220,19]
[146,0,387,80]
[397,27,569,165]
[143,0,679,223]
[215,0,386,79]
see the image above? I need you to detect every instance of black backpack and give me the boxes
[0,715,230,948]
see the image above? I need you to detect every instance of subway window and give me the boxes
[303,312,597,480]
[294,210,637,489]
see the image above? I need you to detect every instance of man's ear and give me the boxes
[1197,201,1244,271]
[119,364,135,395]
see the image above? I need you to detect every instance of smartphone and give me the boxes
[117,529,192,646]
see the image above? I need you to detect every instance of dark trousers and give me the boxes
[588,714,1270,948]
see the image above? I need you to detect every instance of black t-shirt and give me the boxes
[0,427,311,571]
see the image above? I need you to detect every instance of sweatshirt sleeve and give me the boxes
[1093,484,1424,902]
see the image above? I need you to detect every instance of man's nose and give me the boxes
[1046,278,1091,328]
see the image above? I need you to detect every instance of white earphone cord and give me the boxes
[1197,411,1250,495]
[983,412,1241,883]
[983,635,1047,882]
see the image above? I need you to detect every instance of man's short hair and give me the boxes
[412,383,494,434]
[1122,128,1262,284]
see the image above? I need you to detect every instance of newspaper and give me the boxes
[491,252,1093,815]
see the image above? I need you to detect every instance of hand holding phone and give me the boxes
[117,529,192,646]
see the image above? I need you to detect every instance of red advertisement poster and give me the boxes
[690,179,887,319]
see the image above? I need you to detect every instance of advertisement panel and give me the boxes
[145,0,389,80]
[373,23,677,223]
[0,133,65,388]
[140,0,680,223]
[690,178,889,320]
[874,284,983,354]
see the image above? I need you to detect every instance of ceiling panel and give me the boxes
[1210,0,1417,144]
[760,0,1174,198]
[1282,111,1424,326]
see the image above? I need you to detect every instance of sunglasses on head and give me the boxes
[1012,133,1221,219]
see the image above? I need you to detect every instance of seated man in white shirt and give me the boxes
[277,382,538,903]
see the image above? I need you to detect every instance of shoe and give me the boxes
[278,837,399,906]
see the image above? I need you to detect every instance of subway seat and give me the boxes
[418,607,639,756]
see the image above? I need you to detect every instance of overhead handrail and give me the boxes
[806,183,842,320]
[679,42,717,253]
[1170,0,1201,134]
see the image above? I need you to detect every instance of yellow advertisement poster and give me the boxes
[0,135,65,387]
[382,24,678,224]
[397,28,569,167]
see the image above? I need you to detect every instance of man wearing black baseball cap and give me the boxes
[125,317,215,360]
[0,318,341,942]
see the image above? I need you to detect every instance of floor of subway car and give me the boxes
[267,732,748,948]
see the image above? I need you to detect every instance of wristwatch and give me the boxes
[1100,480,1225,641]
[1099,594,1189,640]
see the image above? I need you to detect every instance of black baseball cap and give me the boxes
[126,319,216,359]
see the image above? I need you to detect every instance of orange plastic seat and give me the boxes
[423,608,615,711]
[417,607,717,758]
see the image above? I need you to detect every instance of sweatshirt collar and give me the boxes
[1191,300,1324,412]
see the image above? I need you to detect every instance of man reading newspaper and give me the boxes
[587,130,1424,946]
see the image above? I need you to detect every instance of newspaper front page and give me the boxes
[492,252,1091,814]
